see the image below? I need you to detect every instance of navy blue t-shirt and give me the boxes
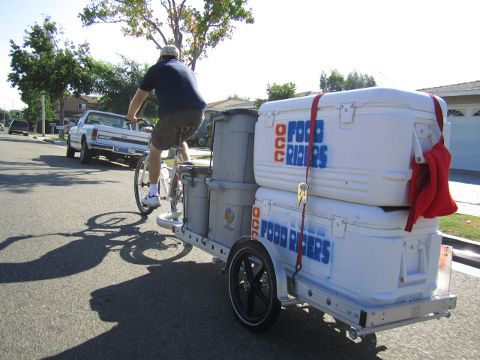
[139,59,206,117]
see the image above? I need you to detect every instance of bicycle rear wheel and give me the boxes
[134,155,154,215]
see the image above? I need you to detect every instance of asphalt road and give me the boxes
[0,133,479,360]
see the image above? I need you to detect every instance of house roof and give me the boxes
[418,80,480,97]
[79,95,99,104]
[206,99,255,111]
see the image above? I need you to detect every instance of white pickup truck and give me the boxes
[67,110,150,167]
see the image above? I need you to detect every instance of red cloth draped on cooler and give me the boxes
[405,95,458,232]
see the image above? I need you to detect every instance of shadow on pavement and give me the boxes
[46,262,385,360]
[37,154,133,171]
[0,154,131,193]
[0,212,191,283]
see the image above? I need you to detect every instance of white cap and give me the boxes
[160,45,179,59]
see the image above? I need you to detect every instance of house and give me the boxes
[63,95,98,121]
[419,81,480,172]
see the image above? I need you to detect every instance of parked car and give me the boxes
[67,110,150,166]
[8,120,29,136]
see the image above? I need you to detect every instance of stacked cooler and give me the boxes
[253,87,449,307]
[206,109,259,248]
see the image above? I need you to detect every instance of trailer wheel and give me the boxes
[228,241,281,332]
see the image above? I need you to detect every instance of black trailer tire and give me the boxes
[228,240,281,332]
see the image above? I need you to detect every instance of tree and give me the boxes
[344,71,376,90]
[320,70,344,93]
[320,69,376,92]
[227,94,250,101]
[21,90,56,128]
[266,82,296,101]
[8,17,98,137]
[79,0,254,71]
[254,82,297,108]
[93,56,157,118]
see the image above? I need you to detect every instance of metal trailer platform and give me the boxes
[160,220,457,338]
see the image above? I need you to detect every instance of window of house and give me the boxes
[78,103,87,110]
[447,109,464,117]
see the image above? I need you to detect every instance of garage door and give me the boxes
[448,110,480,171]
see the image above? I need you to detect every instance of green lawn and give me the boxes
[439,213,480,241]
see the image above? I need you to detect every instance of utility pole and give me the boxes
[42,95,45,136]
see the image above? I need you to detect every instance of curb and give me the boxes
[441,232,480,268]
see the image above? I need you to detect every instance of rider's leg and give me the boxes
[181,141,190,162]
[141,143,162,207]
[148,144,161,192]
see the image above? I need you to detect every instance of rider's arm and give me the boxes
[126,88,149,124]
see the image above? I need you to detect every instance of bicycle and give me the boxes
[134,126,192,218]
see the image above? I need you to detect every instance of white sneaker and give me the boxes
[142,194,160,208]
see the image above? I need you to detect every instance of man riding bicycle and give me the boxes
[126,45,206,208]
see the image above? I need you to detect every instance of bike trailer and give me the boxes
[254,87,450,207]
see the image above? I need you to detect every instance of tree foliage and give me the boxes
[21,91,56,124]
[8,17,98,126]
[320,70,376,92]
[254,82,297,108]
[320,69,344,93]
[227,94,249,101]
[266,82,296,101]
[79,0,254,71]
[93,56,157,117]
[344,71,376,90]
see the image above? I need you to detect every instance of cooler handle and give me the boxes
[412,127,426,164]
[401,244,428,284]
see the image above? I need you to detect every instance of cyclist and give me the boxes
[126,45,206,208]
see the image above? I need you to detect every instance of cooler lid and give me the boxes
[255,187,435,231]
[179,165,211,176]
[258,87,447,118]
[213,108,258,120]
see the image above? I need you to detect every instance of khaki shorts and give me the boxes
[151,110,204,150]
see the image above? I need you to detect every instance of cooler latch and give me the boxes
[262,200,271,216]
[332,216,347,238]
[340,102,355,125]
[265,111,277,127]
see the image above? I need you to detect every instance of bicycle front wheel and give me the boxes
[134,155,154,215]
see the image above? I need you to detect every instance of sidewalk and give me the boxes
[442,170,480,267]
[31,133,67,146]
[448,169,480,217]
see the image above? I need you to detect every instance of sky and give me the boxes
[1,0,479,111]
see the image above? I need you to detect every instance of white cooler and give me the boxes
[252,187,442,307]
[254,87,449,206]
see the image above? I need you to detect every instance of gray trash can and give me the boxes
[180,166,211,236]
[212,109,258,183]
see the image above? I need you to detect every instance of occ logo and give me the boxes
[251,207,261,240]
[274,120,328,168]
